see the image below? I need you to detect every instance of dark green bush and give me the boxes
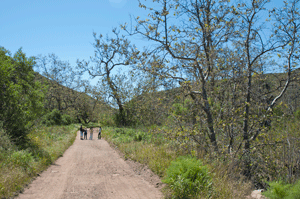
[62,114,72,125]
[42,109,62,126]
[263,180,300,199]
[9,150,36,173]
[162,156,212,198]
[263,181,291,199]
[294,109,300,120]
[134,132,143,142]
[0,126,14,152]
[288,180,300,199]
[42,109,73,126]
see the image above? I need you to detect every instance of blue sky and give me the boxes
[1,0,285,71]
[1,0,147,67]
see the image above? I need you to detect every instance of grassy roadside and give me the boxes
[102,126,252,198]
[103,127,177,177]
[0,124,78,198]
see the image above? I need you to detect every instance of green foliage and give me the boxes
[162,156,212,198]
[272,105,284,117]
[294,109,300,120]
[42,109,62,126]
[134,132,143,141]
[62,114,73,125]
[0,124,15,152]
[261,179,300,199]
[288,180,300,199]
[103,126,176,177]
[9,150,36,173]
[172,103,188,116]
[103,126,253,198]
[263,181,294,199]
[0,47,44,141]
[113,110,126,126]
[42,109,73,126]
[111,128,149,143]
[113,109,138,127]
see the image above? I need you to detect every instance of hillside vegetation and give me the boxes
[33,61,114,125]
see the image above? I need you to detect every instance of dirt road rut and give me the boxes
[17,130,162,199]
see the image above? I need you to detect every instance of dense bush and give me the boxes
[113,109,138,127]
[133,132,143,142]
[9,150,36,173]
[111,128,149,143]
[294,109,300,120]
[62,114,73,125]
[162,156,212,198]
[0,125,15,153]
[42,109,73,126]
[263,180,300,199]
[0,47,44,141]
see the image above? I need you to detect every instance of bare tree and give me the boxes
[77,28,139,126]
[123,0,237,151]
[35,54,84,111]
[232,0,300,177]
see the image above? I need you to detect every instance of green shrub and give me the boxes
[263,181,292,199]
[287,180,300,199]
[172,103,188,116]
[263,180,300,199]
[294,109,300,120]
[0,126,15,152]
[62,114,72,125]
[134,132,143,142]
[9,150,36,173]
[42,109,73,126]
[162,156,212,198]
[42,109,62,126]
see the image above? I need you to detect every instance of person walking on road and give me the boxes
[80,125,84,140]
[89,127,93,140]
[84,128,88,140]
[98,126,102,139]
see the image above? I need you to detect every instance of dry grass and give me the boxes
[208,162,253,199]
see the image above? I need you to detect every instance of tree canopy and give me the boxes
[0,47,44,141]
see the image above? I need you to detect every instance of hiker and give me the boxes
[89,127,93,140]
[80,125,84,140]
[98,126,102,139]
[84,128,88,140]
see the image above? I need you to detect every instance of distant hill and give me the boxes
[34,72,114,124]
[125,70,300,127]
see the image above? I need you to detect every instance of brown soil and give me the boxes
[16,130,163,199]
[247,190,266,199]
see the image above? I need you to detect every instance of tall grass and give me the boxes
[0,124,78,198]
[104,127,177,177]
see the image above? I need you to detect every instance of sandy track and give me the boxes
[17,130,162,199]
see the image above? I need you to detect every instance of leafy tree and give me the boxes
[0,47,44,142]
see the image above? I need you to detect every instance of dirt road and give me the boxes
[17,130,163,199]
